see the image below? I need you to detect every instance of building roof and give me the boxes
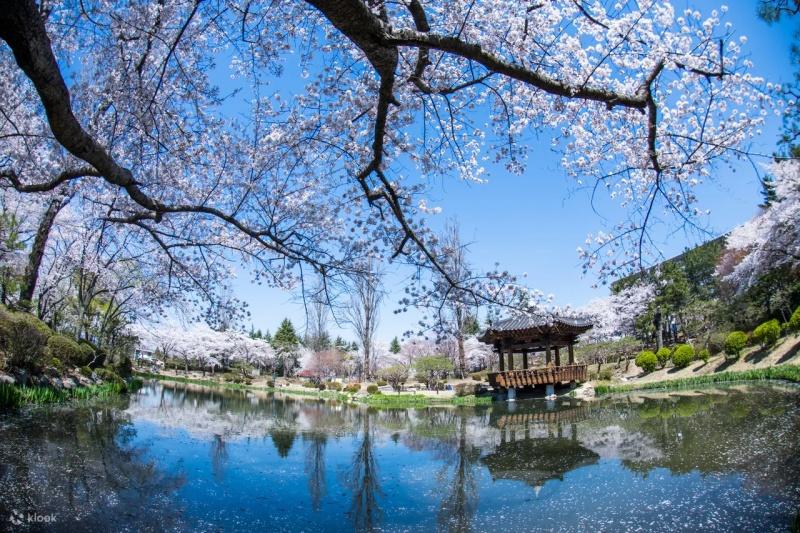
[478,313,593,347]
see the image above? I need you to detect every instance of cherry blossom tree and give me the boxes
[581,281,656,342]
[719,159,800,290]
[0,0,773,317]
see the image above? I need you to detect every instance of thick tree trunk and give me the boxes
[19,196,67,310]
[456,334,466,378]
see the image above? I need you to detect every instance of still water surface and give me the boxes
[1,381,799,532]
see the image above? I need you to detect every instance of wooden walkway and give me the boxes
[489,364,587,389]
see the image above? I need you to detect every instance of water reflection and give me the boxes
[0,397,186,531]
[0,381,798,531]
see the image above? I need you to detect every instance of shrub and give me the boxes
[266,380,275,388]
[76,341,97,366]
[454,382,477,397]
[95,368,127,392]
[671,344,695,368]
[366,384,379,394]
[50,357,63,372]
[46,334,87,367]
[752,319,781,348]
[317,383,326,391]
[344,384,360,394]
[698,348,710,363]
[635,350,658,373]
[597,367,613,381]
[223,372,247,384]
[114,355,134,378]
[325,381,342,391]
[302,380,317,388]
[706,332,727,355]
[724,331,748,359]
[0,310,52,370]
[80,366,93,378]
[655,347,671,368]
[376,379,387,387]
[787,305,800,333]
[471,372,484,381]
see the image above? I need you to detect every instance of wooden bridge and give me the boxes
[488,364,587,390]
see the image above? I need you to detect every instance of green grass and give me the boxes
[0,380,135,408]
[594,364,800,396]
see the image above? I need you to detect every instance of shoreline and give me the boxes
[593,364,800,395]
[135,371,493,407]
[0,378,142,408]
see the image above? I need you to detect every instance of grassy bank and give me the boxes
[137,371,493,407]
[594,364,800,395]
[0,379,142,408]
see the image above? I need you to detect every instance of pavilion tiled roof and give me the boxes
[478,313,593,344]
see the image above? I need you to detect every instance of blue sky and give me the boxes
[232,1,797,343]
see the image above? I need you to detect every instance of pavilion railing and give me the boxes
[489,364,587,389]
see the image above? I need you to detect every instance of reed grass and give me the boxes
[0,381,130,408]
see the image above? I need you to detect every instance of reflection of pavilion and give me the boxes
[489,401,592,442]
[482,438,599,490]
[482,402,598,491]
[479,315,592,394]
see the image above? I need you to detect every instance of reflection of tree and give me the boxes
[437,414,480,533]
[271,428,298,458]
[211,434,229,481]
[347,410,383,531]
[595,388,800,500]
[304,431,328,510]
[0,398,186,530]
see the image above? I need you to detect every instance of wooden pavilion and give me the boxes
[478,314,592,395]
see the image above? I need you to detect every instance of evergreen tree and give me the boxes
[759,175,778,209]
[389,336,401,354]
[272,319,300,376]
[334,336,347,350]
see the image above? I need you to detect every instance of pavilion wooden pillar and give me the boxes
[507,348,514,371]
[555,347,561,367]
[568,342,575,365]
[545,338,552,365]
[497,341,504,372]
[522,349,529,370]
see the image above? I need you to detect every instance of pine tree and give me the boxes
[272,319,300,376]
[389,336,401,354]
[759,175,778,209]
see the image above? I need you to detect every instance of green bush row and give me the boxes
[595,364,800,395]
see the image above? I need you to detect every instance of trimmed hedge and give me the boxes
[671,344,695,368]
[635,350,658,373]
[724,331,748,359]
[697,348,710,363]
[366,384,379,394]
[655,347,672,368]
[752,319,781,348]
[0,308,52,370]
[47,334,89,367]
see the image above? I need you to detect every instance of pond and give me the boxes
[1,381,799,531]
